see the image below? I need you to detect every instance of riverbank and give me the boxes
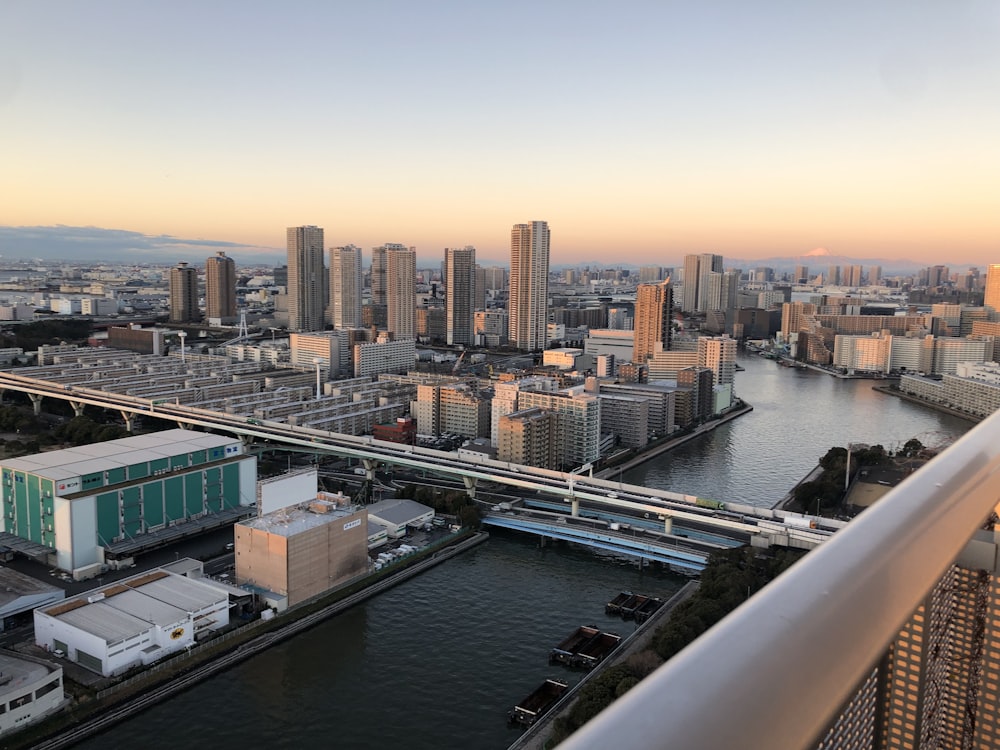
[17,531,490,750]
[508,580,700,750]
[595,403,754,479]
[872,384,981,424]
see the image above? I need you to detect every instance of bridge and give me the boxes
[0,368,842,567]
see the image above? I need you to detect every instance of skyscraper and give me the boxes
[169,261,200,323]
[328,245,363,329]
[633,280,673,363]
[386,246,416,339]
[204,251,236,321]
[370,244,407,306]
[680,253,723,313]
[985,264,1000,311]
[287,225,325,332]
[445,246,476,346]
[508,221,551,350]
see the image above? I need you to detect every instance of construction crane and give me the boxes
[451,350,467,375]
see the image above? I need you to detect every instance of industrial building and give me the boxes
[33,569,230,677]
[366,499,435,539]
[0,567,64,632]
[0,652,65,738]
[0,429,256,579]
[235,494,369,610]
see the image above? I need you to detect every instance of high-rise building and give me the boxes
[287,226,325,332]
[169,261,200,323]
[386,246,416,339]
[698,335,738,387]
[868,265,882,286]
[794,265,809,285]
[508,221,551,350]
[370,243,406,306]
[445,246,476,346]
[633,280,673,363]
[985,264,1000,312]
[474,264,487,311]
[827,265,841,286]
[205,251,236,322]
[680,254,724,313]
[328,245,363,329]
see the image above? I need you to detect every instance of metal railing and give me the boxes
[562,408,1000,750]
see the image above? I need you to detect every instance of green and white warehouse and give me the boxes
[1,429,256,579]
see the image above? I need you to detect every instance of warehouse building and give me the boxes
[0,567,64,632]
[367,498,435,539]
[1,430,256,579]
[235,493,369,610]
[33,569,230,677]
[0,652,65,738]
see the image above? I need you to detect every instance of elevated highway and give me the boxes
[0,371,844,564]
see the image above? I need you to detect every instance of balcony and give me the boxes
[561,408,1000,750]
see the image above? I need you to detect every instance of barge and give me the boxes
[550,625,622,669]
[605,591,633,616]
[550,626,600,666]
[507,679,569,726]
[633,596,664,624]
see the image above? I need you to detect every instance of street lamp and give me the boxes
[178,331,187,365]
[313,357,323,400]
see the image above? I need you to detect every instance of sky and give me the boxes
[1,1,998,267]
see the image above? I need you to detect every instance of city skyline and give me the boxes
[2,3,998,266]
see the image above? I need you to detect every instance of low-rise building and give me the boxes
[0,652,65,738]
[33,570,230,676]
[367,499,434,538]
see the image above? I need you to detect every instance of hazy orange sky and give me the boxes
[2,2,998,266]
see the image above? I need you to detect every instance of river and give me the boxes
[75,354,972,749]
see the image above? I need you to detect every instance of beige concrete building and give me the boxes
[633,280,673,363]
[497,407,558,469]
[235,494,368,609]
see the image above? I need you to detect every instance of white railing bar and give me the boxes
[562,408,1000,750]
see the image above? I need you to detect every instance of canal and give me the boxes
[76,354,972,749]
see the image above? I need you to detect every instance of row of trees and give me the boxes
[395,483,481,528]
[549,546,806,746]
[0,319,94,353]
[792,443,898,514]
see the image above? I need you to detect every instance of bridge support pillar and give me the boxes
[570,498,580,517]
[362,458,378,482]
[69,401,85,417]
[28,393,43,416]
[462,476,477,500]
[119,410,135,433]
[663,516,673,535]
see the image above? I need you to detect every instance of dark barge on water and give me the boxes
[507,679,569,726]
[550,626,622,669]
[606,591,664,623]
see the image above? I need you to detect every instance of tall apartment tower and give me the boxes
[794,265,809,284]
[204,251,236,321]
[169,261,200,323]
[868,265,882,286]
[371,243,410,307]
[508,221,551,351]
[680,254,723,313]
[633,280,673,363]
[328,245,363,329]
[386,246,416,339]
[985,264,1000,312]
[445,246,476,346]
[287,225,326,332]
